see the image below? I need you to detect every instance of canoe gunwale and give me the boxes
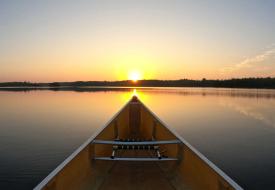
[139,100,243,190]
[33,99,132,190]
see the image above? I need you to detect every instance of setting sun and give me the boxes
[128,71,142,82]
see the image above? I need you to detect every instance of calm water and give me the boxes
[0,87,275,190]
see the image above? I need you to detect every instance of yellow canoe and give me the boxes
[34,96,243,190]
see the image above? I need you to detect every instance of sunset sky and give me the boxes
[1,0,275,82]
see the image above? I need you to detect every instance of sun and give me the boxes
[128,70,142,82]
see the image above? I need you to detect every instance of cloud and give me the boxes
[221,45,275,76]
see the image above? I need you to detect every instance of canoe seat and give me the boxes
[92,139,180,161]
[92,139,181,145]
[94,157,178,161]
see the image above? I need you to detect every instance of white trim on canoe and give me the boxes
[33,99,131,190]
[139,101,243,190]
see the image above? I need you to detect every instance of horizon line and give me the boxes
[1,76,275,83]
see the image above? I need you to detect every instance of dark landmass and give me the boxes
[0,77,275,89]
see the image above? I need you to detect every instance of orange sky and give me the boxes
[1,1,275,82]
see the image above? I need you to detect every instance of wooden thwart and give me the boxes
[92,139,181,145]
[94,157,178,161]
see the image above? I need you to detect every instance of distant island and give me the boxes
[0,77,275,89]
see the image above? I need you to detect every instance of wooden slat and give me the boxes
[92,139,181,145]
[94,157,178,161]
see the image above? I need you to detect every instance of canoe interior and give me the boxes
[35,97,242,190]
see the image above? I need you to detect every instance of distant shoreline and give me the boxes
[0,77,275,89]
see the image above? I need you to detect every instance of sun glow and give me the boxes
[128,70,142,82]
[133,89,138,97]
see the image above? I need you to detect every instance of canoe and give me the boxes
[34,96,243,190]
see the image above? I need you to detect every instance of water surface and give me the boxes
[0,88,275,190]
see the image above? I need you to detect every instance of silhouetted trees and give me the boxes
[0,77,275,89]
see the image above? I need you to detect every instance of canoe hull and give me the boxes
[34,97,242,190]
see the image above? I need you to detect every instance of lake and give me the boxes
[0,87,275,190]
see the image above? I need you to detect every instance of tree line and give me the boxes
[0,77,275,89]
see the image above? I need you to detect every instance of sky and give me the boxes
[0,0,275,82]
